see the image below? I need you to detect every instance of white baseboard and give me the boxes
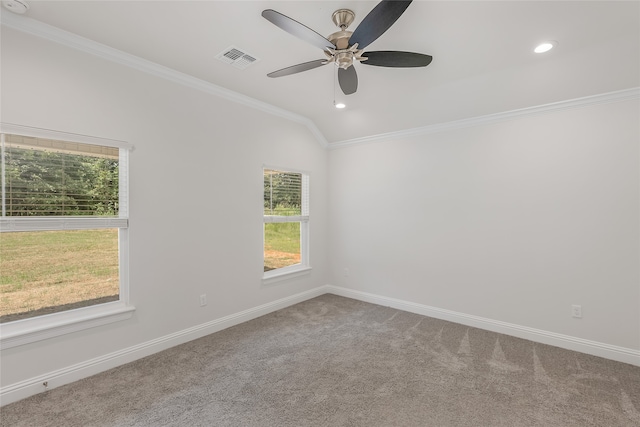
[3,284,638,406]
[325,285,640,367]
[0,286,326,406]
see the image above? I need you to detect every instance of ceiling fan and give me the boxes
[262,0,432,96]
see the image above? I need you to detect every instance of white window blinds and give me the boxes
[1,134,121,217]
[0,128,130,231]
[264,169,309,222]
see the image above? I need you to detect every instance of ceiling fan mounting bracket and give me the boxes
[331,9,355,30]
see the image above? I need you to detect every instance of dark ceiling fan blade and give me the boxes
[338,66,358,95]
[361,51,433,67]
[348,1,412,50]
[267,59,328,78]
[262,9,336,51]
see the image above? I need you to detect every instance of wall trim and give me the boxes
[0,286,326,406]
[3,284,639,405]
[328,87,640,150]
[0,302,135,350]
[3,13,637,152]
[0,12,329,149]
[325,285,640,367]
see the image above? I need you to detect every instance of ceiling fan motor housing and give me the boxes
[328,30,353,50]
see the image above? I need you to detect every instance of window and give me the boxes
[263,168,310,281]
[0,125,134,348]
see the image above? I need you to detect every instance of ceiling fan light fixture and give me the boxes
[534,41,557,53]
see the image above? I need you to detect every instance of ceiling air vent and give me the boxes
[215,46,259,70]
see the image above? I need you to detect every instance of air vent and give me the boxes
[215,46,259,70]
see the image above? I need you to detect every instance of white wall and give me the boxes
[328,100,640,351]
[1,17,639,400]
[0,28,328,388]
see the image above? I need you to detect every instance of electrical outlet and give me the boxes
[571,304,582,318]
[343,268,349,278]
[200,294,207,307]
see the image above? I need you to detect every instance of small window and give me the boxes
[0,131,129,323]
[263,168,309,279]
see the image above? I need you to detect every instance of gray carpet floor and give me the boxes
[1,294,639,426]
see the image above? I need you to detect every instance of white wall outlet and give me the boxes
[571,304,582,318]
[343,268,349,278]
[199,294,207,307]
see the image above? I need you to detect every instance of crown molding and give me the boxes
[3,13,637,153]
[0,12,329,149]
[329,87,640,150]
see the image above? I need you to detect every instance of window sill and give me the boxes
[262,265,312,285]
[0,301,135,350]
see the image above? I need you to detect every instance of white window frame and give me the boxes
[262,166,311,285]
[0,124,135,349]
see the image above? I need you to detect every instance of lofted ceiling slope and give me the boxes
[2,1,639,144]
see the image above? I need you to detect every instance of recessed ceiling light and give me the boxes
[335,102,346,109]
[2,0,29,14]
[534,41,557,53]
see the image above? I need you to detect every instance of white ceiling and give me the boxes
[5,1,640,143]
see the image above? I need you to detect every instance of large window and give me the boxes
[263,168,309,280]
[0,126,133,347]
